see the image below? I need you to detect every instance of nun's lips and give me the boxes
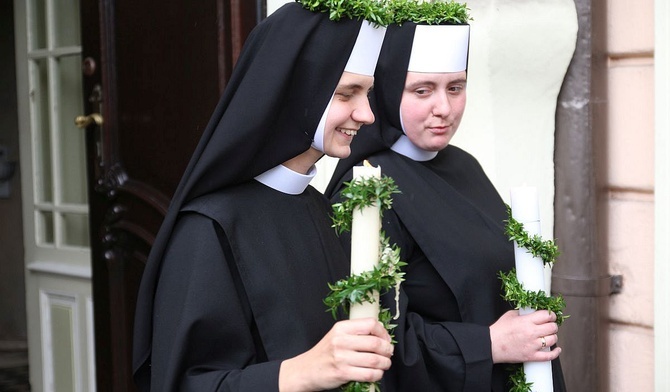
[427,125,449,134]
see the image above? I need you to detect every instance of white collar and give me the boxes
[390,135,438,162]
[254,164,316,195]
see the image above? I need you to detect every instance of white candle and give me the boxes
[349,162,382,321]
[510,186,546,293]
[510,185,553,392]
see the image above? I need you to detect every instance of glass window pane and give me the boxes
[53,0,81,47]
[62,213,89,247]
[57,55,87,205]
[38,210,54,245]
[31,58,53,203]
[28,0,47,50]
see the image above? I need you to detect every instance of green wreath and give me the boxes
[296,0,472,26]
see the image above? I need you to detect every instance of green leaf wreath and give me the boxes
[392,0,471,25]
[296,0,472,26]
[327,174,406,392]
[500,205,568,391]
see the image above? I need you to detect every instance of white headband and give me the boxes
[407,24,470,73]
[344,21,387,76]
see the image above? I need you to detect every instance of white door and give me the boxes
[13,0,96,390]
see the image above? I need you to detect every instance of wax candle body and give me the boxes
[510,186,546,293]
[349,164,382,321]
[349,164,382,392]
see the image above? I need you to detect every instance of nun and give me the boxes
[327,3,567,390]
[132,2,393,391]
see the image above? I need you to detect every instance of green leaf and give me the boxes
[507,365,533,392]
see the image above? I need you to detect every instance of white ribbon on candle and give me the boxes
[510,186,553,392]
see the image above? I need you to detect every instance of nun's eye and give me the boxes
[448,85,465,93]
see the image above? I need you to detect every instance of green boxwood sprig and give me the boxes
[324,235,406,321]
[498,270,567,326]
[508,366,533,392]
[331,175,400,235]
[504,205,559,265]
[327,173,405,392]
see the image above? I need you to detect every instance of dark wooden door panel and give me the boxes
[80,1,258,390]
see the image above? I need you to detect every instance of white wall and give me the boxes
[267,0,289,14]
[454,0,577,239]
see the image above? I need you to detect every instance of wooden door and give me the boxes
[79,1,258,390]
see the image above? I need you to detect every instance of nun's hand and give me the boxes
[489,309,562,364]
[279,317,393,392]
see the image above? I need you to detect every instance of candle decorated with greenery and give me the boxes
[500,188,567,392]
[327,162,405,392]
[348,163,383,321]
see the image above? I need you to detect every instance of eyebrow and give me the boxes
[405,78,468,90]
[405,80,436,90]
[337,83,374,93]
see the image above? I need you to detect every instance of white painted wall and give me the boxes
[454,0,577,240]
[267,0,289,14]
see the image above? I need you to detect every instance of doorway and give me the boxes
[12,0,260,390]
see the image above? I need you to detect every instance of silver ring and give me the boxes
[540,336,547,349]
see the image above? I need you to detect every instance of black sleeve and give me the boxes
[382,289,496,391]
[150,212,281,391]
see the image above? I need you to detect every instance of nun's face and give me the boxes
[322,71,375,159]
[400,71,467,151]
